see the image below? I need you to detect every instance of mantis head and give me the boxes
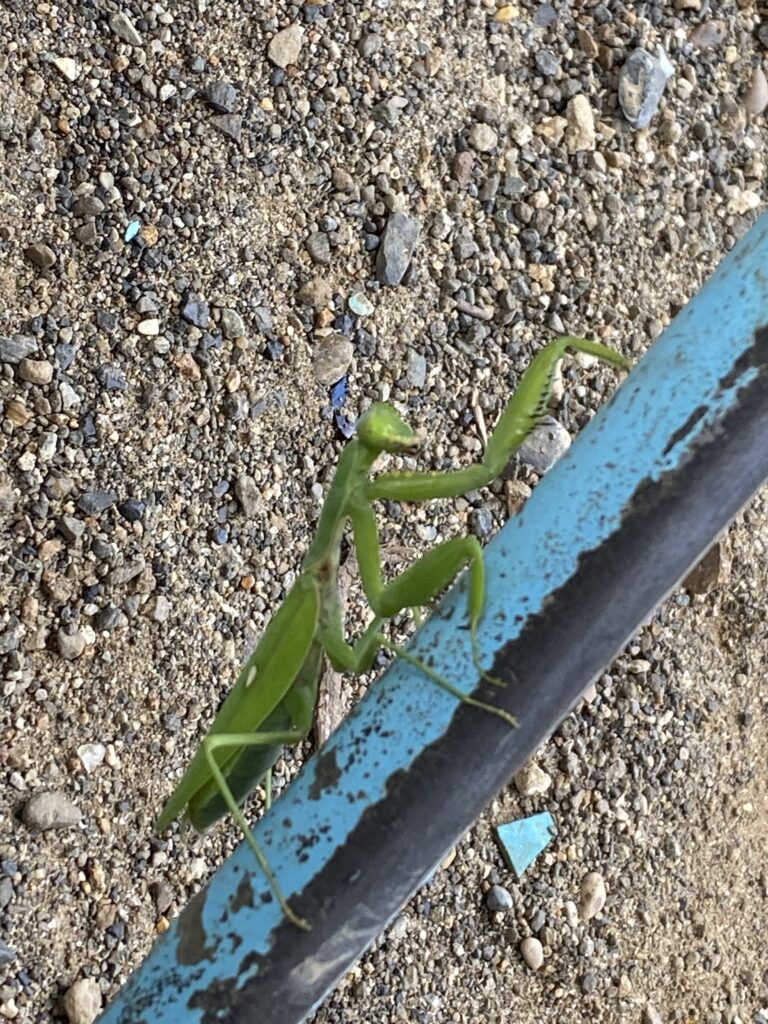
[356,402,424,454]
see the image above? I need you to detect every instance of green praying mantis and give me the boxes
[156,335,631,930]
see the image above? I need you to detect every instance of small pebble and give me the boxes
[109,11,142,45]
[468,122,498,152]
[77,744,106,774]
[578,871,607,921]
[485,885,513,911]
[53,57,80,82]
[62,978,102,1024]
[77,491,117,515]
[18,358,54,385]
[268,24,304,68]
[24,243,56,269]
[514,762,552,796]
[298,277,332,308]
[644,1007,664,1024]
[312,333,354,386]
[565,94,596,152]
[618,47,674,129]
[57,630,86,661]
[348,292,374,317]
[205,81,238,113]
[376,211,420,286]
[518,418,571,473]
[0,334,37,363]
[22,792,82,831]
[520,936,543,970]
[744,66,768,117]
[220,308,245,338]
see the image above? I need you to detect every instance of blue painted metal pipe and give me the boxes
[99,212,768,1024]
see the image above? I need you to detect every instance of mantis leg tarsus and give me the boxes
[380,638,518,730]
[202,731,311,932]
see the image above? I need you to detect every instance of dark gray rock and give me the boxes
[0,334,37,363]
[205,81,238,113]
[618,47,674,129]
[77,491,117,515]
[375,212,420,286]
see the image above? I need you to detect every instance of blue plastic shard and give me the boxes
[124,220,140,242]
[335,412,356,439]
[495,812,557,877]
[330,376,348,410]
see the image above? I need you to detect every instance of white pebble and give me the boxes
[520,936,543,970]
[578,871,607,921]
[77,744,106,774]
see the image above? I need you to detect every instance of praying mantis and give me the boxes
[156,335,631,930]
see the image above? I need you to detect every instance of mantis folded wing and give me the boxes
[156,335,631,930]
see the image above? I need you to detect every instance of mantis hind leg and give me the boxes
[202,730,311,932]
[378,638,517,728]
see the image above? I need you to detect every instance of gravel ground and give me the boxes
[1,1,767,1022]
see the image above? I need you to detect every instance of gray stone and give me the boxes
[181,296,210,328]
[19,358,54,385]
[77,491,117,515]
[618,47,674,129]
[206,81,238,113]
[93,605,128,631]
[211,114,242,142]
[109,11,142,46]
[376,212,420,286]
[59,516,85,542]
[744,66,768,118]
[485,885,514,911]
[23,791,83,831]
[520,936,543,970]
[372,96,408,127]
[25,243,56,269]
[253,306,273,332]
[306,231,332,264]
[149,880,173,914]
[0,877,13,910]
[220,308,245,339]
[62,977,102,1024]
[268,24,304,68]
[146,594,171,623]
[235,474,263,517]
[73,195,105,218]
[0,939,15,968]
[0,334,37,363]
[518,417,571,473]
[57,630,86,660]
[405,350,427,388]
[312,333,354,386]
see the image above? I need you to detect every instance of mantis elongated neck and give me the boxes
[302,440,378,569]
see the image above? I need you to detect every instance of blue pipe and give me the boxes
[99,212,768,1024]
